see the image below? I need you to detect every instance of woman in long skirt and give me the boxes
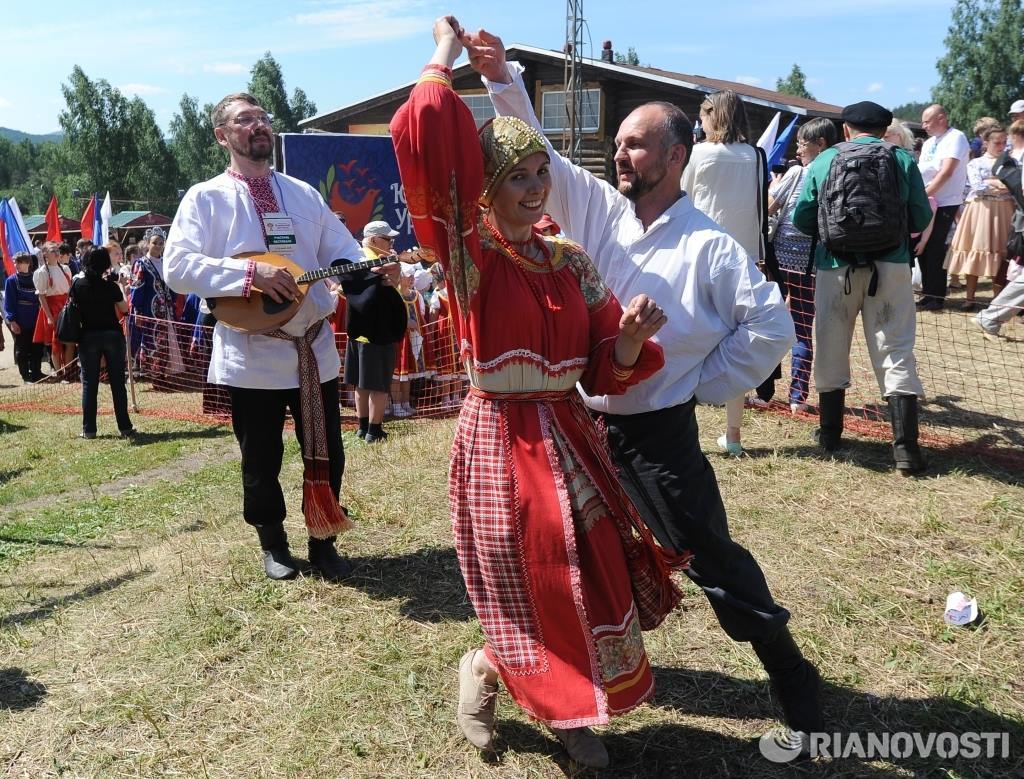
[390,17,686,769]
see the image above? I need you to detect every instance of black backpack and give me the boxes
[817,141,906,258]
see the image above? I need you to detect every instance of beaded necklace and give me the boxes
[483,218,563,312]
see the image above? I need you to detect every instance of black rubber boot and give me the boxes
[255,524,299,580]
[814,389,845,451]
[308,536,353,582]
[751,627,824,737]
[888,394,927,475]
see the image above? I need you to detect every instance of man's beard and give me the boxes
[230,132,273,162]
[618,161,667,202]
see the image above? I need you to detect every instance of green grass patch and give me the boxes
[0,410,231,508]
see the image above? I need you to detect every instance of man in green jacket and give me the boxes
[792,101,933,474]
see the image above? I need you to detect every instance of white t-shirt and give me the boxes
[918,128,970,207]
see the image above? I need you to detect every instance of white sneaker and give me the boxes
[972,314,1001,341]
[790,402,810,414]
[392,405,410,418]
[402,402,415,416]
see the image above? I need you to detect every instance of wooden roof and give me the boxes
[300,43,844,130]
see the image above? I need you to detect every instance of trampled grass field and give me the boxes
[0,405,1021,778]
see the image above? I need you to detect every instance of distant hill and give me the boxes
[0,127,63,144]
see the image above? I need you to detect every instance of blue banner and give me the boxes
[279,133,415,252]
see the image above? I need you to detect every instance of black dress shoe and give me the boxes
[308,537,353,581]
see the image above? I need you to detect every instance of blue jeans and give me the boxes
[79,329,133,435]
[779,269,815,404]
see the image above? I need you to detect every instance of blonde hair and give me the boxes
[700,90,749,144]
[973,116,999,137]
[104,239,122,252]
[885,121,915,151]
[1009,119,1024,139]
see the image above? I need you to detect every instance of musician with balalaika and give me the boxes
[165,91,403,583]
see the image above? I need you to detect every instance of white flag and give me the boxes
[757,112,781,152]
[100,191,113,246]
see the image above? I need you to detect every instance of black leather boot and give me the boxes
[308,536,353,582]
[255,524,299,580]
[814,389,845,451]
[888,394,927,475]
[751,627,824,738]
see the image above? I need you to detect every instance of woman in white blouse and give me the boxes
[682,90,767,455]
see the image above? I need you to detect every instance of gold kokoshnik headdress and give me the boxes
[478,116,548,207]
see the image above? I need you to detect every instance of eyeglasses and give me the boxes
[219,112,273,128]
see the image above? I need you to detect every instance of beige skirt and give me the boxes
[945,198,1015,277]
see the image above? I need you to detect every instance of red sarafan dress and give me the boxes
[393,289,436,380]
[429,288,461,381]
[391,65,685,728]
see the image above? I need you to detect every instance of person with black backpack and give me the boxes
[792,101,933,474]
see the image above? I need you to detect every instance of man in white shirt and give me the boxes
[166,92,397,583]
[917,104,970,311]
[467,32,821,745]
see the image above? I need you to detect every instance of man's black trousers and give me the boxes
[919,204,959,302]
[600,399,790,642]
[228,379,344,528]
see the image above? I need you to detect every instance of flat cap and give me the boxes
[841,101,893,129]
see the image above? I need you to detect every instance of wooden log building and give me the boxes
[299,43,844,181]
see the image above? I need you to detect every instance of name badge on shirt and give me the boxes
[263,213,297,256]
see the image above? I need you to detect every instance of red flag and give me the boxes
[80,195,96,241]
[0,218,12,277]
[45,195,63,242]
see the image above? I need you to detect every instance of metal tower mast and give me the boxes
[563,0,585,164]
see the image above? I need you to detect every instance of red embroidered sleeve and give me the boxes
[242,259,256,298]
[390,64,485,352]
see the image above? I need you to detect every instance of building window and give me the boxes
[541,89,601,133]
[460,94,496,128]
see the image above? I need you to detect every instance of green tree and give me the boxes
[290,87,317,126]
[776,64,815,101]
[933,0,1024,130]
[247,52,317,133]
[59,65,136,199]
[169,94,227,189]
[890,101,930,123]
[58,66,180,213]
[126,96,180,212]
[614,46,640,66]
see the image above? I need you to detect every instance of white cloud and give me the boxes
[0,97,12,109]
[867,82,884,93]
[203,62,246,75]
[293,0,429,43]
[119,83,169,96]
[735,75,762,87]
[906,86,920,94]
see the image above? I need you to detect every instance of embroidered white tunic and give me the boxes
[165,171,360,389]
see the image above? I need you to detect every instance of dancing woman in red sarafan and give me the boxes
[390,16,689,769]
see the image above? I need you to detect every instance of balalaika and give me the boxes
[208,250,422,334]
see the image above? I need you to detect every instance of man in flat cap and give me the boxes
[792,101,933,474]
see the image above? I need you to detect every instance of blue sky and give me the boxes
[4,0,957,135]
